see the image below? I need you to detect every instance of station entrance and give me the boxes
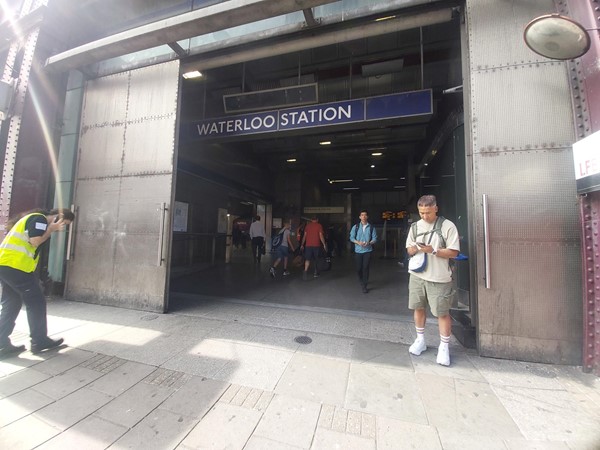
[167,16,469,320]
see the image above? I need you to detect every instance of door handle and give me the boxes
[66,204,77,261]
[482,194,491,289]
[158,202,168,266]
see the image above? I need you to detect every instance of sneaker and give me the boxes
[436,344,450,366]
[362,285,368,294]
[269,267,276,278]
[409,338,427,356]
[31,337,64,354]
[313,272,320,278]
[0,343,26,359]
[283,270,290,276]
[302,271,308,281]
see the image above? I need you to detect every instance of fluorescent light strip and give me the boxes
[343,187,360,190]
[371,152,383,156]
[287,159,297,162]
[364,178,389,181]
[182,70,203,79]
[319,141,332,145]
[328,179,353,183]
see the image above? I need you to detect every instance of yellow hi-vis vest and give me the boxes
[0,213,45,273]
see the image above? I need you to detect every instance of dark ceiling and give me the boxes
[180,17,463,194]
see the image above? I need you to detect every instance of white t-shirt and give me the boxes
[405,217,460,283]
[249,221,265,239]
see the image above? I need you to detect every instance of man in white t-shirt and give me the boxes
[405,195,460,366]
[249,215,266,263]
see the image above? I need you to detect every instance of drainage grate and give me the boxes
[294,335,312,345]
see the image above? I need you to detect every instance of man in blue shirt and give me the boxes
[349,210,377,293]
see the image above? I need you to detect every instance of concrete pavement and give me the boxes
[0,296,599,449]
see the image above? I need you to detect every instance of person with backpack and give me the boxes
[349,210,378,294]
[405,195,459,366]
[269,220,295,278]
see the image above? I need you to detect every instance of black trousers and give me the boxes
[251,237,265,262]
[354,251,372,287]
[0,266,48,346]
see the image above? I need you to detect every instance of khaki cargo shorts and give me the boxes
[408,275,455,317]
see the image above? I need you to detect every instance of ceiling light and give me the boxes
[424,163,428,166]
[286,158,297,162]
[375,15,396,22]
[319,141,332,146]
[393,185,405,189]
[343,187,360,190]
[365,178,389,181]
[371,152,383,156]
[328,179,353,183]
[182,70,203,79]
[370,165,375,168]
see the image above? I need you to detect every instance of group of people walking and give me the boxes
[0,195,460,367]
[259,194,461,367]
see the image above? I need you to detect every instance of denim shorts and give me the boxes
[276,245,289,259]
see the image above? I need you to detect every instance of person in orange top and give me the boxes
[300,216,327,280]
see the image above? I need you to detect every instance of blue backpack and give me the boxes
[272,229,285,249]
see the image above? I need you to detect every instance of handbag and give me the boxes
[408,252,427,272]
[408,219,438,273]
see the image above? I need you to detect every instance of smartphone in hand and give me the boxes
[417,242,426,247]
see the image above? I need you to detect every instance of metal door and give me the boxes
[65,61,180,312]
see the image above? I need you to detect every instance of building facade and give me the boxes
[0,0,598,372]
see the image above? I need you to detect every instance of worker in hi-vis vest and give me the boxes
[0,208,75,357]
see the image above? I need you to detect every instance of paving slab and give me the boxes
[491,383,600,442]
[296,332,355,360]
[0,414,61,449]
[436,429,510,450]
[179,402,261,449]
[0,388,55,427]
[253,394,321,449]
[86,359,157,397]
[94,380,176,429]
[410,348,486,382]
[213,342,294,390]
[36,414,128,450]
[30,347,96,376]
[468,355,565,390]
[244,435,304,449]
[160,375,228,419]
[311,428,376,450]
[161,339,233,378]
[376,415,442,449]
[350,338,413,371]
[504,439,571,449]
[33,386,113,431]
[275,353,350,405]
[31,366,104,400]
[417,372,522,438]
[110,408,199,449]
[345,364,427,423]
[0,367,51,398]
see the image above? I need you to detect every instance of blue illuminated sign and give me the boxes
[184,89,432,141]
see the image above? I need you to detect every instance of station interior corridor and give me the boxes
[169,247,413,318]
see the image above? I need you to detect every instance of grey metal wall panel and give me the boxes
[467,0,556,68]
[466,0,582,364]
[67,60,180,312]
[122,118,176,175]
[471,64,574,151]
[81,73,129,125]
[473,150,580,241]
[77,125,127,179]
